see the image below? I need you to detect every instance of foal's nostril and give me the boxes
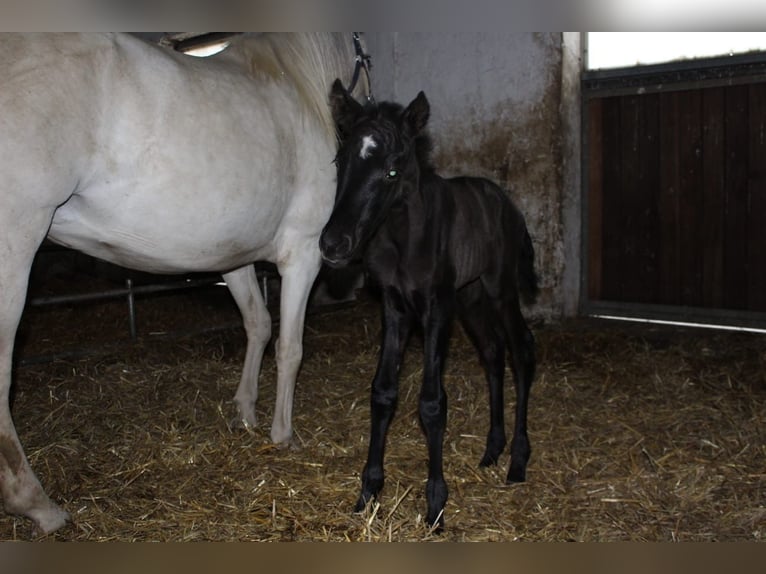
[338,234,352,256]
[320,232,353,263]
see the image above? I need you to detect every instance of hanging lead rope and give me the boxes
[348,32,375,103]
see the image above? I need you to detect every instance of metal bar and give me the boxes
[17,298,355,366]
[126,278,137,340]
[25,254,280,348]
[582,299,766,331]
[28,277,222,307]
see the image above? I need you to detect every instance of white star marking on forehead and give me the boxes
[359,135,377,159]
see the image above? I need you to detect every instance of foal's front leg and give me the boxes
[355,289,411,512]
[420,290,454,530]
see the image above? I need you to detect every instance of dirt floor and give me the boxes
[2,273,764,541]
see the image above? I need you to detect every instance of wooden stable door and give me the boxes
[584,61,766,328]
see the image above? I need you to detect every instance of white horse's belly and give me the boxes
[48,180,285,274]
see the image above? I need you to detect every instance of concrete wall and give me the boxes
[365,33,581,321]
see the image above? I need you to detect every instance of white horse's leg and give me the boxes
[271,245,323,445]
[222,265,272,430]
[0,404,70,535]
[0,215,70,534]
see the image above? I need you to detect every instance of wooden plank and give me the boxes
[638,93,661,303]
[747,82,766,312]
[587,99,604,301]
[618,94,643,302]
[723,85,749,310]
[616,93,662,303]
[599,96,624,301]
[701,87,726,309]
[658,91,681,306]
[676,89,704,307]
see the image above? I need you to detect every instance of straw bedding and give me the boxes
[2,277,764,541]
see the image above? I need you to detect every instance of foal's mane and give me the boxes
[368,100,436,176]
[413,131,436,176]
[230,33,357,142]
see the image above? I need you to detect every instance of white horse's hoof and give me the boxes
[229,418,257,436]
[274,437,300,451]
[29,505,71,537]
[228,401,257,433]
[270,426,294,448]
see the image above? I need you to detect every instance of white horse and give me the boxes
[0,33,370,535]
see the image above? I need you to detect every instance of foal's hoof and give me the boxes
[478,452,500,467]
[505,465,527,484]
[479,437,506,468]
[354,493,374,514]
[425,509,445,534]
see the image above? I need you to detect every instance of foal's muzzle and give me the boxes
[319,230,354,267]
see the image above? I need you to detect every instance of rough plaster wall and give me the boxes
[560,33,582,318]
[366,33,570,320]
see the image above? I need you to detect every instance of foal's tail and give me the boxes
[518,220,539,306]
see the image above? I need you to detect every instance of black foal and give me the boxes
[320,80,539,530]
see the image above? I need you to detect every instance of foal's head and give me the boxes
[320,80,430,267]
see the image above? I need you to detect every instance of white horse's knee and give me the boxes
[244,313,272,346]
[275,337,303,372]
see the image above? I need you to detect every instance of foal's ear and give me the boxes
[402,91,430,137]
[330,78,363,138]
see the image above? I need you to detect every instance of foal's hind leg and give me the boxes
[457,282,507,467]
[497,292,535,483]
[223,265,272,431]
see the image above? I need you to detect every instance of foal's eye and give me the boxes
[385,169,399,180]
